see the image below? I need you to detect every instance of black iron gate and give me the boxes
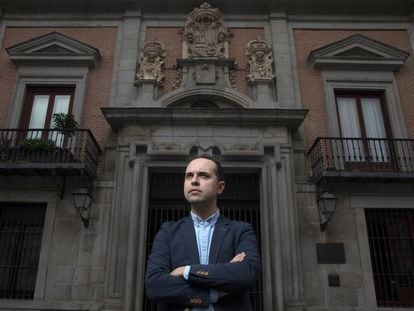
[144,171,263,310]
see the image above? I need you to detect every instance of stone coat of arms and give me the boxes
[183,2,231,58]
[137,40,165,84]
[246,37,275,82]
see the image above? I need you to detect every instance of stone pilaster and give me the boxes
[269,12,297,108]
[111,10,142,107]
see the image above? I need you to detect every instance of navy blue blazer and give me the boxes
[145,214,261,311]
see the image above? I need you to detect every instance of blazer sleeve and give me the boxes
[145,222,211,308]
[187,222,261,293]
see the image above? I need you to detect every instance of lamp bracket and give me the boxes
[316,178,337,232]
[50,174,67,199]
[80,173,93,194]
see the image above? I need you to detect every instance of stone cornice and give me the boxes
[102,107,308,131]
[101,107,308,131]
[1,1,413,15]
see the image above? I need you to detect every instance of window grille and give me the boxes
[0,202,46,300]
[365,209,414,308]
[144,171,263,310]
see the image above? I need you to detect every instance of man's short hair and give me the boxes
[187,155,225,182]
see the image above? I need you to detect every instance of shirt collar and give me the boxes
[191,209,220,227]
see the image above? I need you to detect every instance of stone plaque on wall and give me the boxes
[316,243,346,264]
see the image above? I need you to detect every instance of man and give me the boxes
[145,156,261,311]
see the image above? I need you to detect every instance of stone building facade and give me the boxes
[0,1,413,311]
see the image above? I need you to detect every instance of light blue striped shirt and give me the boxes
[183,209,220,310]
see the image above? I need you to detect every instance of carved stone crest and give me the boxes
[137,40,165,84]
[183,2,231,59]
[246,37,275,82]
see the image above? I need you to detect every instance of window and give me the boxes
[336,92,393,166]
[0,202,46,300]
[365,209,414,308]
[21,86,74,132]
[6,32,100,131]
[19,86,75,146]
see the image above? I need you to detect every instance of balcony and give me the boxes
[307,137,414,183]
[0,129,100,179]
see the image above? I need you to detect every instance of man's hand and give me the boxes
[170,252,245,278]
[230,251,246,263]
[170,253,247,299]
[218,252,247,298]
[170,266,185,277]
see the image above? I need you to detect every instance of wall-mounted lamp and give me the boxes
[72,187,92,228]
[317,189,338,232]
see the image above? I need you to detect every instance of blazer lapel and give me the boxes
[180,216,200,264]
[209,215,230,264]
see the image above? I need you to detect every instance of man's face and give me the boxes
[184,158,225,206]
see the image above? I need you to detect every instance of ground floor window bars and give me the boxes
[0,202,46,300]
[365,208,414,308]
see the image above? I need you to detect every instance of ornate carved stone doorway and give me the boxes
[102,107,307,311]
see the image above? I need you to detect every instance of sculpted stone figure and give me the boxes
[183,2,231,58]
[246,37,275,82]
[137,40,165,84]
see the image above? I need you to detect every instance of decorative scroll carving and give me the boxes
[148,142,187,156]
[233,144,254,151]
[155,143,181,151]
[246,37,275,82]
[221,142,264,157]
[229,69,237,89]
[183,2,231,59]
[173,68,183,90]
[137,40,165,84]
[190,144,221,157]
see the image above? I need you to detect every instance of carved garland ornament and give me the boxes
[183,2,231,58]
[137,40,166,84]
[173,68,183,90]
[246,37,275,82]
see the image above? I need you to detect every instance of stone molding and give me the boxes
[321,70,408,139]
[146,141,265,158]
[160,87,252,108]
[101,107,308,131]
[6,68,88,128]
[6,31,101,67]
[308,33,409,71]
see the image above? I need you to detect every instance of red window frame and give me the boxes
[335,90,395,171]
[20,86,75,130]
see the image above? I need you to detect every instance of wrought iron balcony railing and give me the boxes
[0,128,101,178]
[307,137,414,181]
